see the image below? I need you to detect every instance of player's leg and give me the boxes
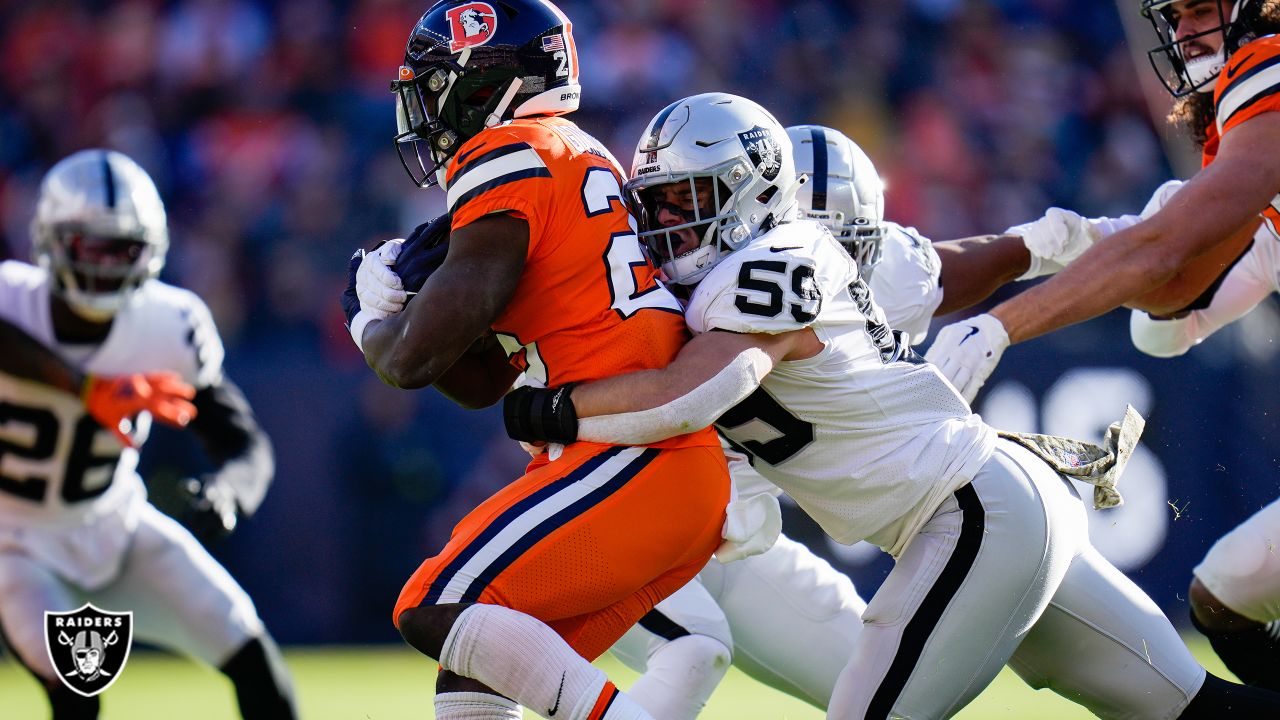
[395,444,729,720]
[0,549,99,719]
[609,579,733,720]
[1009,543,1280,717]
[827,440,1083,719]
[92,504,296,719]
[698,533,865,709]
[1187,496,1280,691]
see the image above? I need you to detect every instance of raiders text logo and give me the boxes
[44,604,134,697]
[446,2,498,52]
[737,125,783,182]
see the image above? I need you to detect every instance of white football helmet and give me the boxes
[787,125,885,275]
[30,149,169,321]
[627,93,800,285]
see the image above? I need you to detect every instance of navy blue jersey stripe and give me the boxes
[1217,53,1280,116]
[809,127,829,211]
[643,100,683,151]
[101,152,117,209]
[449,167,553,214]
[1221,80,1280,126]
[421,446,626,606]
[457,448,662,603]
[450,142,535,187]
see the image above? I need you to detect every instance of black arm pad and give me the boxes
[503,384,579,445]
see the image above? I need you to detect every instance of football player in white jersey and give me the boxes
[505,93,1280,718]
[0,150,297,719]
[602,124,1142,718]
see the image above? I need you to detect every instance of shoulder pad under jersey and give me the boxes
[686,220,859,335]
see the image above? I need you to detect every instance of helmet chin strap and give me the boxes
[485,78,525,127]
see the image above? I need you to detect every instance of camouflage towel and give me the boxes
[996,404,1144,510]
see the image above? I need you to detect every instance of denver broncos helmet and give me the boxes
[787,125,886,275]
[391,0,580,188]
[1142,0,1265,96]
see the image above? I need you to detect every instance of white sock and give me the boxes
[440,604,654,720]
[627,634,732,720]
[435,692,523,719]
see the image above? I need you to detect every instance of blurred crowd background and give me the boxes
[2,0,1276,646]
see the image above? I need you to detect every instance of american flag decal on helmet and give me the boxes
[542,34,565,52]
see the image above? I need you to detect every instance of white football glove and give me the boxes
[1008,207,1099,280]
[924,313,1010,403]
[348,240,407,351]
[716,491,782,564]
[357,239,407,314]
[1140,179,1186,220]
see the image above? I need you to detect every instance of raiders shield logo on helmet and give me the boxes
[44,604,134,697]
[446,2,498,52]
[738,125,783,182]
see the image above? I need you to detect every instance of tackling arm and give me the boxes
[360,214,528,390]
[991,113,1280,344]
[932,234,1030,316]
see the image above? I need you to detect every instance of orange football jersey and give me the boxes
[1205,34,1280,232]
[445,116,716,449]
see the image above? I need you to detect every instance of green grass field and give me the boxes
[0,636,1231,719]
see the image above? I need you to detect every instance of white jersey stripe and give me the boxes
[434,446,647,603]
[1216,63,1280,129]
[446,147,547,212]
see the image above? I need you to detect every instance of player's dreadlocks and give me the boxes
[1170,0,1280,147]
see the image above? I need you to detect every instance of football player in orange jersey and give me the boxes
[341,2,730,719]
[925,0,1280,691]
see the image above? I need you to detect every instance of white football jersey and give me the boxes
[0,261,224,526]
[867,221,943,345]
[685,221,995,555]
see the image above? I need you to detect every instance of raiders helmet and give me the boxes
[31,150,169,321]
[627,93,800,286]
[787,125,885,275]
[1142,0,1264,96]
[391,0,580,188]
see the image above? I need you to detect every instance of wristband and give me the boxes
[503,384,579,445]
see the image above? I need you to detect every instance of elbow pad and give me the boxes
[503,384,579,445]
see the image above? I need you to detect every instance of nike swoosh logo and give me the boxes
[1224,53,1255,81]
[769,246,802,252]
[549,672,566,716]
[957,326,979,345]
[695,139,730,147]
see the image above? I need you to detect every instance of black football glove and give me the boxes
[180,476,240,543]
[503,384,580,445]
[398,214,451,295]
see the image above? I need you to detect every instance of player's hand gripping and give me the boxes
[924,313,1010,403]
[342,239,407,351]
[1008,207,1099,280]
[82,372,197,447]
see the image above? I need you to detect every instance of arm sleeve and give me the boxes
[577,348,771,445]
[1129,246,1273,357]
[187,376,275,515]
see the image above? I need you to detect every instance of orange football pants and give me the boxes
[394,442,730,660]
